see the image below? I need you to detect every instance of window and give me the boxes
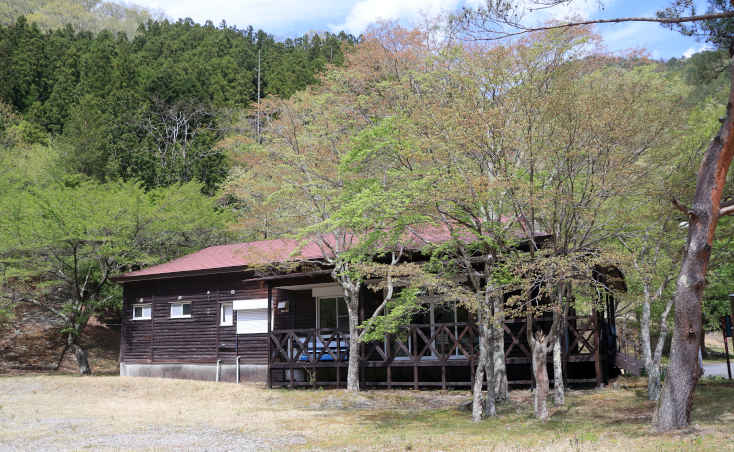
[170,302,192,319]
[236,308,267,334]
[220,302,233,326]
[317,297,348,330]
[132,303,151,320]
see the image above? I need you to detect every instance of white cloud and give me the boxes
[330,0,470,35]
[132,0,352,35]
[683,43,713,58]
[518,0,611,24]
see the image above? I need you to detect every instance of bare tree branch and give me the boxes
[459,10,734,41]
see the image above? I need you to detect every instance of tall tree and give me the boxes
[225,24,428,392]
[452,0,734,430]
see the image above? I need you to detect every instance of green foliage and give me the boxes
[665,49,730,105]
[0,165,234,358]
[359,287,423,343]
[0,17,356,192]
[0,0,156,37]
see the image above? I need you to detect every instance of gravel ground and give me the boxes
[0,408,307,452]
[0,422,301,452]
[703,362,733,378]
[0,376,310,452]
[0,375,469,451]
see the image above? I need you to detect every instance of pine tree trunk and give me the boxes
[653,62,734,432]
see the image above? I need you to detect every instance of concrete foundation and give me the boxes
[120,362,267,383]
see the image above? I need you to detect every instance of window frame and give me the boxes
[220,302,234,326]
[316,296,347,330]
[132,303,152,321]
[169,301,192,319]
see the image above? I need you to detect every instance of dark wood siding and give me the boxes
[121,274,272,365]
[120,286,153,362]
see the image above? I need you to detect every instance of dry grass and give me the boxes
[0,375,732,451]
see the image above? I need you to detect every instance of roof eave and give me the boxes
[112,265,250,283]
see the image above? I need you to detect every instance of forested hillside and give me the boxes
[0,0,155,37]
[0,17,356,192]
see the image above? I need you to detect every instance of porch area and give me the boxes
[266,281,614,389]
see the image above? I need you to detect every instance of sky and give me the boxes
[131,0,713,60]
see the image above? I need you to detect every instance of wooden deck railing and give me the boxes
[270,316,599,368]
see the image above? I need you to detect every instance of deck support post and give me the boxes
[267,284,272,389]
[236,356,241,384]
[312,332,317,389]
[413,327,419,389]
[359,300,366,389]
[386,334,392,389]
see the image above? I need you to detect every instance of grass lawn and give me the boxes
[0,374,732,451]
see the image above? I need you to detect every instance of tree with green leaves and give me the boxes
[0,178,232,374]
[452,0,734,430]
[224,24,430,392]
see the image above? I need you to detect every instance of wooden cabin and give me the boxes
[115,235,621,388]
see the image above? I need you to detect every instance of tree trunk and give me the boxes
[552,334,564,406]
[647,362,662,401]
[640,286,659,400]
[345,296,360,393]
[531,335,550,421]
[483,322,497,418]
[54,343,70,371]
[653,62,734,432]
[648,297,672,401]
[492,296,508,402]
[68,334,91,375]
[472,347,487,422]
[334,265,362,393]
[552,286,565,405]
[472,306,493,421]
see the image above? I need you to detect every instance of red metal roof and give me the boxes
[117,238,328,280]
[116,220,533,281]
